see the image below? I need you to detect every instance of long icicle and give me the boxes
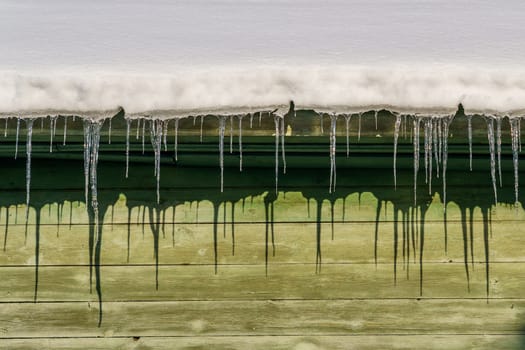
[219,116,226,192]
[150,119,163,204]
[25,119,34,221]
[274,115,280,194]
[509,116,520,206]
[413,117,421,206]
[393,114,402,189]
[442,114,454,212]
[125,118,131,178]
[486,117,498,205]
[329,114,337,193]
[83,120,93,205]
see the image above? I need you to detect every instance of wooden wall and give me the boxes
[0,113,524,349]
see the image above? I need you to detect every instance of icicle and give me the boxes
[427,118,433,195]
[163,120,168,151]
[125,118,131,178]
[509,117,520,205]
[249,113,254,128]
[467,115,473,171]
[14,117,20,159]
[83,120,93,205]
[442,115,454,212]
[345,114,351,157]
[238,115,243,172]
[136,118,141,139]
[174,118,179,161]
[329,114,337,193]
[486,117,498,205]
[63,116,68,146]
[519,118,522,152]
[25,119,34,220]
[496,116,502,187]
[393,114,401,189]
[259,111,263,126]
[374,110,378,130]
[49,116,57,153]
[274,115,280,194]
[229,116,234,154]
[150,119,163,204]
[358,113,362,142]
[141,118,146,154]
[280,115,286,174]
[218,117,226,192]
[108,117,112,144]
[200,115,204,143]
[433,118,439,178]
[413,117,421,206]
[4,118,8,137]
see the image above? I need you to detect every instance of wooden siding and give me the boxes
[0,113,524,349]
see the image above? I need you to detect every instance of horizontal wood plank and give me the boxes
[0,262,522,302]
[1,334,523,350]
[0,299,523,338]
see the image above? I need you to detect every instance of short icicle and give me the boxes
[467,115,473,171]
[174,118,179,161]
[345,114,351,157]
[329,114,337,193]
[229,115,234,154]
[141,118,146,154]
[49,116,57,153]
[4,118,8,137]
[357,113,362,142]
[374,110,378,130]
[393,114,402,189]
[108,117,112,144]
[14,117,20,159]
[280,115,286,174]
[200,115,204,143]
[63,116,68,145]
[238,115,243,172]
[25,119,34,220]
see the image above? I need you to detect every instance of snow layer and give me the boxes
[1,0,525,113]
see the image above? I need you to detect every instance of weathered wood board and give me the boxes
[0,115,524,349]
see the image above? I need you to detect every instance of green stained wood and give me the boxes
[0,118,525,348]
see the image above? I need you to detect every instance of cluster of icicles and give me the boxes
[1,110,523,225]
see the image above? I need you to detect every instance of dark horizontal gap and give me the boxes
[3,219,524,226]
[0,261,521,268]
[1,297,524,305]
[1,333,524,340]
